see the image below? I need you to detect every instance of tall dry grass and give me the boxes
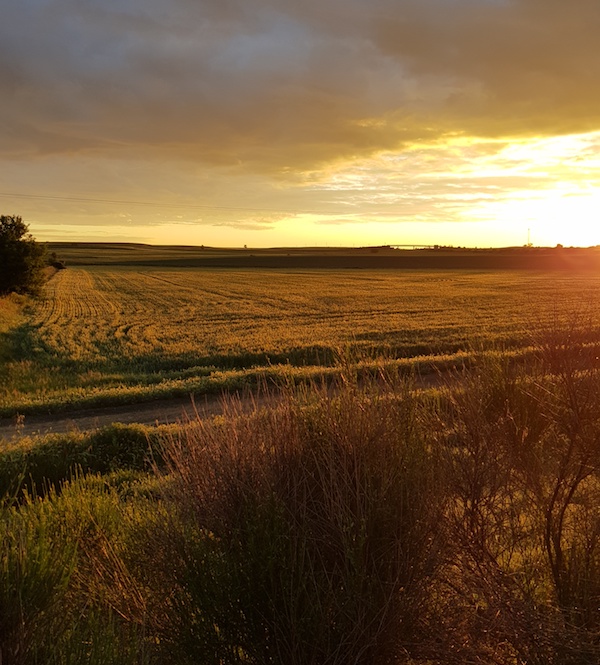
[142,372,442,664]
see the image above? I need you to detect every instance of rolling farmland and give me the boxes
[3,264,600,415]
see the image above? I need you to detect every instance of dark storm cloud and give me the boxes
[2,0,599,172]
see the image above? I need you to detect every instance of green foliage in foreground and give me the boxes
[4,339,600,663]
[0,474,156,665]
[0,423,173,498]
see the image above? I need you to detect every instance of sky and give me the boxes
[1,0,600,248]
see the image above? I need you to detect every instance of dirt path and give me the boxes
[0,372,446,443]
[0,393,246,441]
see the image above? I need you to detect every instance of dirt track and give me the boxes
[0,372,445,443]
[0,393,246,442]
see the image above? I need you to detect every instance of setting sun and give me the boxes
[476,189,600,248]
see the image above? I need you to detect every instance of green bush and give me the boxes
[0,423,169,499]
[0,495,77,664]
[1,474,159,664]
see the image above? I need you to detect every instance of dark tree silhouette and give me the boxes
[0,215,47,296]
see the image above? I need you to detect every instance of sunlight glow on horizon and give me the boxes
[4,0,600,250]
[19,130,600,249]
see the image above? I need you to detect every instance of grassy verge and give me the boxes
[0,343,564,418]
[0,423,175,498]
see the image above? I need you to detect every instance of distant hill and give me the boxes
[46,242,600,271]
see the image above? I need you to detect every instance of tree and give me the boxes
[0,215,47,296]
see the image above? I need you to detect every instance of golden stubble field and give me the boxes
[3,266,600,414]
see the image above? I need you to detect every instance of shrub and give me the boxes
[0,424,168,499]
[434,341,600,663]
[1,475,158,664]
[146,375,443,665]
[0,494,77,664]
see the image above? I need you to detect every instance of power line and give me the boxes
[0,191,355,217]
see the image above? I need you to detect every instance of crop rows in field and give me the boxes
[33,268,600,364]
[3,266,600,414]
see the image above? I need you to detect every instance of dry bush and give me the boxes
[144,373,443,665]
[433,328,600,664]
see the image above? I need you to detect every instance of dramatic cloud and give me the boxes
[3,0,599,169]
[1,0,599,246]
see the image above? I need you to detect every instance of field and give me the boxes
[4,248,600,663]
[3,262,600,417]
